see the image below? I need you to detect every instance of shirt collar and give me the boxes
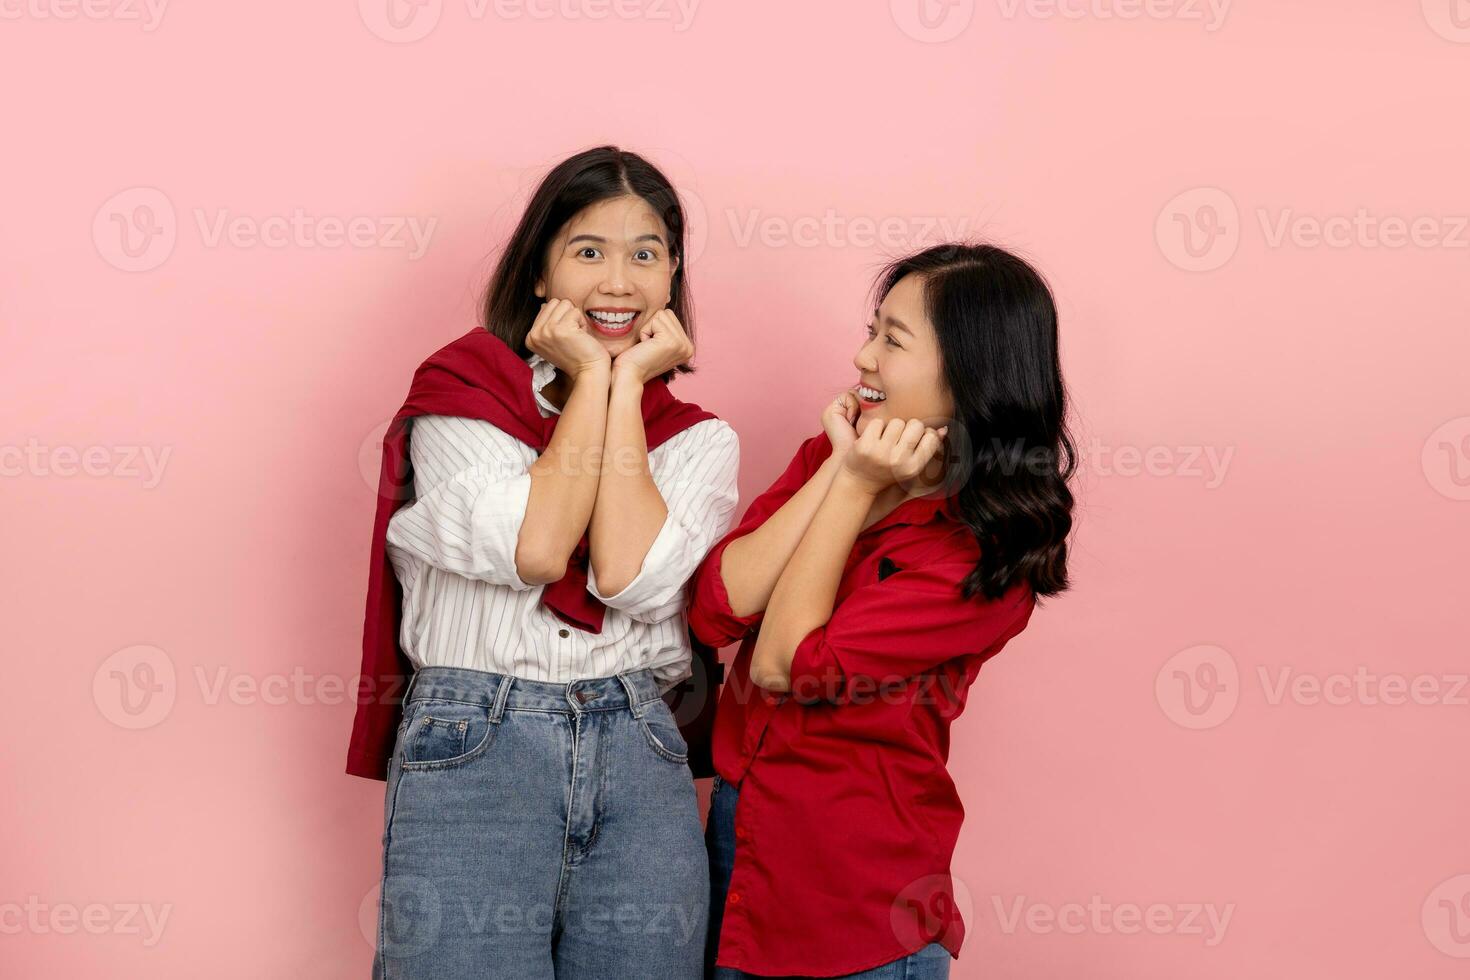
[526,353,560,417]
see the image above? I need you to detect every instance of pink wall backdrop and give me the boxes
[3,1,1467,977]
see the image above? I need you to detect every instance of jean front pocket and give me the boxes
[636,698,689,764]
[399,698,496,772]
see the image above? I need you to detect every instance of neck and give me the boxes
[895,466,950,502]
[868,482,917,516]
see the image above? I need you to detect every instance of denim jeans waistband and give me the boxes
[404,664,665,718]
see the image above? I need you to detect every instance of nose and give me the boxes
[853,336,878,374]
[601,257,634,296]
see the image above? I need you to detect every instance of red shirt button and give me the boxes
[735,826,748,840]
[728,892,741,903]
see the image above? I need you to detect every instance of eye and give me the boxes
[864,323,901,348]
[634,248,657,261]
[577,246,602,260]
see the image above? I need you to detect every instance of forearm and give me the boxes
[519,364,610,579]
[588,370,667,596]
[720,453,846,618]
[750,471,876,690]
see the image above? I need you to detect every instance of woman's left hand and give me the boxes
[612,309,694,384]
[841,417,948,494]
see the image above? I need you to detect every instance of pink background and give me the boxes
[4,1,1468,977]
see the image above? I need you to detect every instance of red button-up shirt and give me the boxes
[689,432,1036,977]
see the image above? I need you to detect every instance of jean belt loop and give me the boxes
[400,666,421,708]
[616,672,647,718]
[489,673,514,724]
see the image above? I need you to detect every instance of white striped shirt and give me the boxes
[383,353,740,693]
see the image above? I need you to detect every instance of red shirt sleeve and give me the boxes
[688,433,831,648]
[786,545,1035,706]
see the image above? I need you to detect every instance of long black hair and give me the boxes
[871,242,1076,600]
[479,145,695,383]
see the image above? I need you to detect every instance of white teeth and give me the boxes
[857,385,886,401]
[588,310,636,325]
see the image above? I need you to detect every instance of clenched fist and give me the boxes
[611,309,694,385]
[841,417,948,495]
[525,299,611,379]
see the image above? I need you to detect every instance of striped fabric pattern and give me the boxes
[384,354,740,693]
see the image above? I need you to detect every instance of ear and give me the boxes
[534,279,546,298]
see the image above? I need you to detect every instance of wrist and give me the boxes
[570,360,612,386]
[815,453,847,486]
[610,363,647,390]
[831,466,886,499]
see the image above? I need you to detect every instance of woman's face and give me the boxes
[852,272,955,434]
[534,194,678,361]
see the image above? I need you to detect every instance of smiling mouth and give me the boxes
[856,383,887,405]
[586,309,639,337]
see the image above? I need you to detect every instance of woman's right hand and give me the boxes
[525,299,610,379]
[821,390,861,459]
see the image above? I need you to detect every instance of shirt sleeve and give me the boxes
[785,555,1035,706]
[687,433,830,648]
[586,419,741,624]
[384,414,539,591]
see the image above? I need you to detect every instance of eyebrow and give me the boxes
[566,233,667,247]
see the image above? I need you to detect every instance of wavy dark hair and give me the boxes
[871,242,1076,600]
[479,145,695,384]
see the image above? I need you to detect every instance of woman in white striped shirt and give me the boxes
[367,146,738,980]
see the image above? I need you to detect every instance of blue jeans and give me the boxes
[374,665,709,979]
[704,774,952,980]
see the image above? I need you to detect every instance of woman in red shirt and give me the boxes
[689,243,1077,978]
